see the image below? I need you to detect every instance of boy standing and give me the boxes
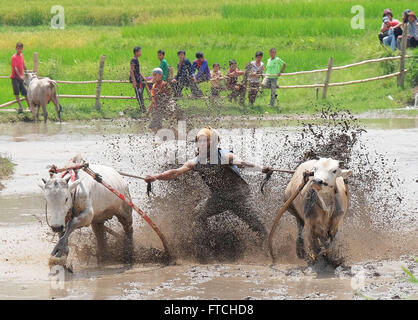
[130,46,146,113]
[10,42,27,114]
[158,50,170,81]
[262,48,286,108]
[248,51,265,107]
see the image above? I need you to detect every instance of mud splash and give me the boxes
[94,107,417,267]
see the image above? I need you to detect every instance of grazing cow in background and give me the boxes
[25,71,62,123]
[283,158,352,264]
[40,157,133,267]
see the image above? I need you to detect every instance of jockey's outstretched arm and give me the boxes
[227,153,272,173]
[145,160,196,183]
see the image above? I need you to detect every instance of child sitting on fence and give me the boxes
[210,63,224,100]
[248,51,265,107]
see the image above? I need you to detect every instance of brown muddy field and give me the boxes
[0,113,417,300]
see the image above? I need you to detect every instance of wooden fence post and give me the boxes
[95,55,106,110]
[33,52,38,75]
[397,23,408,88]
[322,57,333,99]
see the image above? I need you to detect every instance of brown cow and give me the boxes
[283,158,352,264]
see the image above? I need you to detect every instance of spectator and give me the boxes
[171,50,202,97]
[193,52,211,82]
[248,51,265,107]
[226,60,245,105]
[387,9,411,50]
[398,12,418,48]
[147,68,172,133]
[379,8,399,43]
[380,16,393,44]
[158,50,170,81]
[210,63,224,101]
[129,46,146,113]
[262,48,286,108]
[10,42,27,114]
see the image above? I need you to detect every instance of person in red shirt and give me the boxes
[10,42,27,113]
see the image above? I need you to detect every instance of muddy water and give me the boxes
[0,117,417,300]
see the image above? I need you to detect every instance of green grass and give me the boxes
[402,266,418,284]
[0,156,14,179]
[0,0,417,122]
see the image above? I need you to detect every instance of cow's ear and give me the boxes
[341,169,353,179]
[68,179,81,192]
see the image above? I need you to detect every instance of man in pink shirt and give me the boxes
[10,42,27,113]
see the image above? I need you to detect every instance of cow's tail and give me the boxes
[49,80,63,121]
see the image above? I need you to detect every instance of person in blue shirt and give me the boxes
[145,126,273,263]
[192,51,211,82]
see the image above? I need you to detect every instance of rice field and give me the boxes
[0,0,416,121]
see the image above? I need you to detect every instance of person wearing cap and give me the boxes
[380,16,393,43]
[146,67,173,133]
[248,51,265,107]
[144,126,273,262]
[226,60,245,104]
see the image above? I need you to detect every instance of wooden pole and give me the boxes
[33,52,38,75]
[322,57,333,99]
[0,98,26,109]
[95,55,106,110]
[397,23,408,88]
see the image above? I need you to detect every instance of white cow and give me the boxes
[283,158,352,264]
[40,162,133,267]
[25,71,62,123]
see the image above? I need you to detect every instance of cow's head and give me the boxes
[311,158,352,191]
[24,71,37,87]
[39,177,81,233]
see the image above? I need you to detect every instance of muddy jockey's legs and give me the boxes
[262,77,278,108]
[193,194,267,263]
